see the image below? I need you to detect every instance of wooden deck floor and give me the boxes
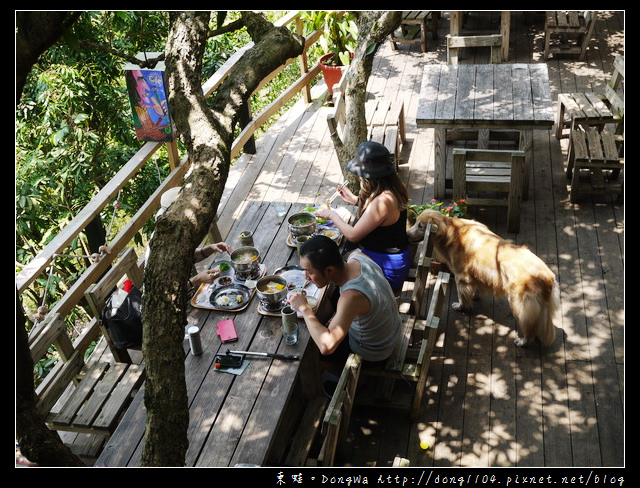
[216,11,624,468]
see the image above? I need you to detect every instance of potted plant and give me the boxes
[407,198,468,225]
[304,11,358,95]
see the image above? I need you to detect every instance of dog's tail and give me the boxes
[522,277,559,346]
[539,279,560,346]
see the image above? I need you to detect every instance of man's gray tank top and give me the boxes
[340,252,401,361]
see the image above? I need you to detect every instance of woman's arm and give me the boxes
[316,193,398,243]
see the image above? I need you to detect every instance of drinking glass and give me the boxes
[274,202,287,218]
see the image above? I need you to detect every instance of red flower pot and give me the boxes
[319,52,351,95]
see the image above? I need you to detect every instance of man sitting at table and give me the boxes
[288,235,401,377]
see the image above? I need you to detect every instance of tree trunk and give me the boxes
[330,11,402,192]
[140,11,304,466]
[15,11,85,467]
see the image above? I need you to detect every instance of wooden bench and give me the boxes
[556,54,624,139]
[453,148,526,233]
[316,353,362,466]
[356,225,450,420]
[285,353,361,467]
[41,247,145,448]
[566,128,623,203]
[544,11,598,60]
[388,11,440,52]
[446,34,503,65]
[365,98,406,167]
[327,73,406,168]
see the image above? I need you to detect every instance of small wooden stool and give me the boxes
[544,11,598,60]
[567,127,623,203]
[389,11,439,52]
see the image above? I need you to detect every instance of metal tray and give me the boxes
[209,284,252,311]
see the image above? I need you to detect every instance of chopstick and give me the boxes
[327,184,342,206]
[227,349,299,361]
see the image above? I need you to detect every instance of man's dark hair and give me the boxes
[299,235,344,272]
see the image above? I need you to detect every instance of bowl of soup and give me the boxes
[288,212,317,237]
[256,275,288,311]
[230,246,260,279]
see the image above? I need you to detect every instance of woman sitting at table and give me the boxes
[288,235,401,376]
[314,141,410,293]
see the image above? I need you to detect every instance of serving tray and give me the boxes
[191,262,266,311]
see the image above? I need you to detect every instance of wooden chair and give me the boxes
[566,127,623,203]
[446,34,502,64]
[317,353,362,466]
[544,11,598,60]
[556,54,624,139]
[359,270,450,421]
[388,11,440,52]
[327,72,406,169]
[453,148,525,233]
[399,222,436,319]
[283,396,328,466]
[357,220,450,419]
[42,247,145,439]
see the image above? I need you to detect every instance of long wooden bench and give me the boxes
[283,225,448,465]
[39,247,146,456]
[283,353,361,467]
[316,353,361,466]
[327,73,406,168]
[356,224,450,420]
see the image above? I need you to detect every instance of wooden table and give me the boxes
[416,63,554,199]
[95,201,334,467]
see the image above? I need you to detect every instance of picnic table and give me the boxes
[95,200,342,467]
[416,63,554,199]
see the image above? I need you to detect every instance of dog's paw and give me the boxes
[514,337,529,347]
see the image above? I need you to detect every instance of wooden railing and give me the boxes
[18,11,329,389]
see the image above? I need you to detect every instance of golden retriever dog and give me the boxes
[407,210,558,347]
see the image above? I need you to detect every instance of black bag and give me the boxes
[100,285,143,349]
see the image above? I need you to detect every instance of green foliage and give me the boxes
[16,11,172,321]
[409,199,468,219]
[16,11,305,322]
[300,11,358,66]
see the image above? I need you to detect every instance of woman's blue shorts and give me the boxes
[361,246,412,292]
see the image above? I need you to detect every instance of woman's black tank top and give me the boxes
[359,208,408,253]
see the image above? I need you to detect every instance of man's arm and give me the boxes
[289,289,369,355]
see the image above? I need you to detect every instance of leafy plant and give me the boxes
[302,11,358,66]
[409,198,468,220]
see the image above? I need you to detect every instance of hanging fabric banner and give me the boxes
[124,52,173,142]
